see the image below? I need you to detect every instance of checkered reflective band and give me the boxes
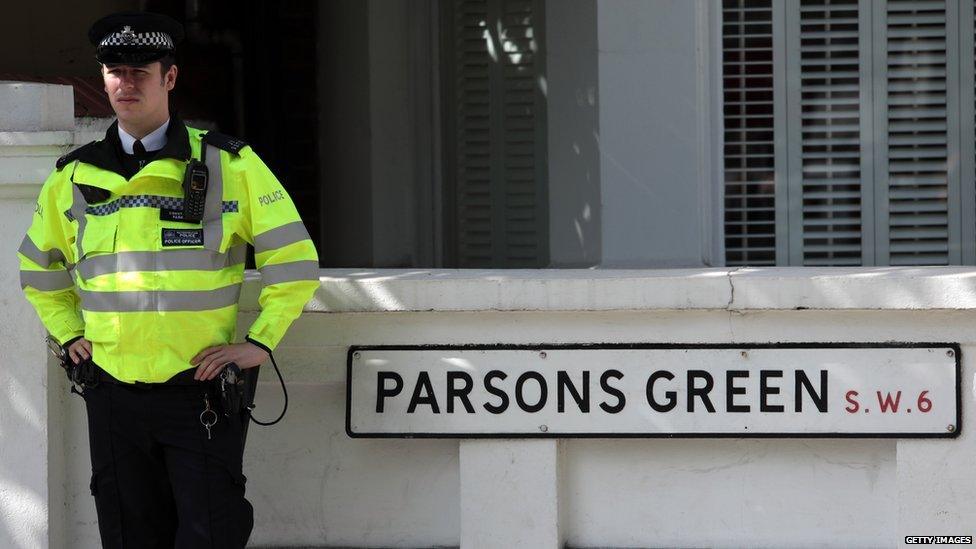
[85,194,239,216]
[99,28,174,50]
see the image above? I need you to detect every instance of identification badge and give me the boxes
[161,228,204,247]
[160,207,187,222]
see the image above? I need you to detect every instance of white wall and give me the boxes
[597,0,722,267]
[251,270,975,548]
[35,268,976,547]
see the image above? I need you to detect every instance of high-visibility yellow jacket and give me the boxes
[18,120,319,383]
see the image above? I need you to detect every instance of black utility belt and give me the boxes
[60,355,211,388]
[47,338,206,389]
[47,337,269,425]
[68,359,247,418]
[92,365,207,388]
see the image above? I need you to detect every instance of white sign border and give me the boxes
[345,342,962,439]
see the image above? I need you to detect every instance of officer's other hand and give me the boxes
[67,338,93,365]
[191,342,269,381]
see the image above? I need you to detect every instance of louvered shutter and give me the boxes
[788,0,871,266]
[723,0,779,266]
[443,0,549,267]
[723,0,976,267]
[875,0,961,265]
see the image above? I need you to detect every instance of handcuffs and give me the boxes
[203,363,248,440]
[46,336,99,391]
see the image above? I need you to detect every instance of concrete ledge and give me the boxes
[0,82,73,132]
[728,267,976,311]
[0,130,87,197]
[240,267,976,313]
[0,131,75,147]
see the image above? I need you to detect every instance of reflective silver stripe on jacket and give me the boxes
[79,283,242,312]
[20,269,74,291]
[253,221,312,254]
[18,236,66,268]
[77,244,247,280]
[259,260,320,285]
[203,144,225,253]
[70,184,90,261]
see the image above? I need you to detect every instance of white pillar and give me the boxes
[459,439,563,549]
[0,81,75,549]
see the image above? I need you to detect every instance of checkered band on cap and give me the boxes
[100,29,174,50]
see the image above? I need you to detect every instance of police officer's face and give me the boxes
[102,62,177,123]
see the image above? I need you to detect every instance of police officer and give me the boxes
[17,11,320,548]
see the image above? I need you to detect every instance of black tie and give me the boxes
[133,139,148,169]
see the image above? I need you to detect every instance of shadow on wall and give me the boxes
[0,380,47,547]
[0,343,49,547]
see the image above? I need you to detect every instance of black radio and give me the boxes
[182,159,209,223]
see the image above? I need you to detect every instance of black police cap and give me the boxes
[88,11,184,65]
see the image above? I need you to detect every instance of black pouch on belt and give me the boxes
[217,362,245,417]
[46,336,99,389]
[73,358,100,387]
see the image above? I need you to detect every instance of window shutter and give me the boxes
[723,0,778,266]
[788,0,871,266]
[723,0,976,267]
[875,0,960,265]
[443,0,549,268]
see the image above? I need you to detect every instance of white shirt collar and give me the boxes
[118,119,170,154]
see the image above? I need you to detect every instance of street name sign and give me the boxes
[346,343,960,438]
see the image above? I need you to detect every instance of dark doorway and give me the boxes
[147,0,322,265]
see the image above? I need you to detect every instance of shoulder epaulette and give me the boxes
[202,131,249,155]
[55,141,98,171]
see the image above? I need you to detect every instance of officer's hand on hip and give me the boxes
[191,342,269,381]
[67,338,93,364]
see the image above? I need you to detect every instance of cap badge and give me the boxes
[120,26,136,44]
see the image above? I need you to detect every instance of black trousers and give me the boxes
[82,378,254,548]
